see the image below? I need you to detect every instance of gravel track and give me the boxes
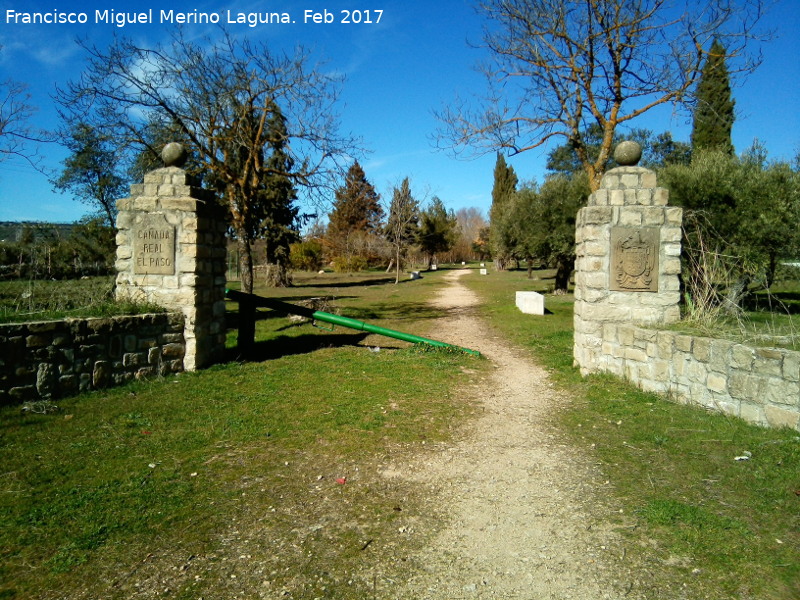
[381,269,641,600]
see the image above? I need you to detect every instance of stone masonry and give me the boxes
[574,145,683,374]
[0,313,184,403]
[573,142,800,432]
[596,323,800,431]
[115,145,227,370]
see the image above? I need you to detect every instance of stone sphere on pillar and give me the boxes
[162,143,188,168]
[614,141,642,166]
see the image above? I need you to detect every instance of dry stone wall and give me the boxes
[0,313,184,404]
[598,323,800,431]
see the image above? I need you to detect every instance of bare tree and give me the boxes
[438,0,767,190]
[57,30,359,292]
[452,207,488,262]
[0,51,52,171]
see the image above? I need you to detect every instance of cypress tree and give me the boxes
[691,39,735,155]
[489,153,518,269]
[491,153,518,207]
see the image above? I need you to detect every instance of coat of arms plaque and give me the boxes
[610,227,659,292]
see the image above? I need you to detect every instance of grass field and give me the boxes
[1,266,798,599]
[0,276,164,323]
[464,268,800,600]
[0,268,482,599]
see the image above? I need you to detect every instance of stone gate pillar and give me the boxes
[115,143,227,371]
[573,142,682,375]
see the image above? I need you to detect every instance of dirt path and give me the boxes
[380,269,640,599]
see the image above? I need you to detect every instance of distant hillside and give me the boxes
[0,222,74,244]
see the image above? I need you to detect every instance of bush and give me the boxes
[332,255,368,273]
[289,240,324,271]
[660,147,800,313]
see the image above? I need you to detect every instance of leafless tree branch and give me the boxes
[0,76,53,172]
[435,0,769,190]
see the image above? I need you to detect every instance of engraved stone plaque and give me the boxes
[133,214,176,275]
[610,227,659,292]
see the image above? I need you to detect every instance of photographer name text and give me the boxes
[5,7,384,28]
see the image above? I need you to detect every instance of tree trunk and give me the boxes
[394,247,401,284]
[526,258,534,279]
[723,274,751,315]
[237,235,254,294]
[765,253,778,290]
[104,205,115,230]
[265,262,292,287]
[554,256,573,293]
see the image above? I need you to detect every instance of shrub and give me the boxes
[289,240,324,271]
[332,255,368,273]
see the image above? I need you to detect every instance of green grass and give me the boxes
[0,277,165,323]
[0,267,480,599]
[668,308,800,351]
[464,267,800,600]
[4,266,799,599]
[668,273,800,350]
[226,268,460,352]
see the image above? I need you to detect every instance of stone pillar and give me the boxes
[114,144,227,371]
[573,141,682,375]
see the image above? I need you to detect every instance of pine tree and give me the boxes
[261,102,300,287]
[328,161,383,233]
[489,153,518,270]
[691,39,735,156]
[418,197,457,268]
[326,161,383,266]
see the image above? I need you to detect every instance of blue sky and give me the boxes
[0,0,798,224]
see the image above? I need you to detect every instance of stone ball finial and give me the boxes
[614,141,642,166]
[162,142,188,168]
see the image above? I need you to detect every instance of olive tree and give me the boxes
[661,145,800,313]
[503,173,589,290]
[52,122,127,228]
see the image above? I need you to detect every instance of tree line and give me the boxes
[2,0,786,312]
[483,31,800,315]
[2,31,360,292]
[2,31,487,289]
[0,219,114,280]
[300,161,486,284]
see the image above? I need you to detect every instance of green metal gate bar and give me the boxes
[226,288,480,357]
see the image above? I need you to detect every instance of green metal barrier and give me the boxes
[226,288,480,357]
